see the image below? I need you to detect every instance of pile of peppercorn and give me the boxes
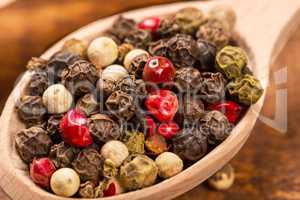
[14,5,263,198]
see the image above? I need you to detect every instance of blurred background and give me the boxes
[0,1,300,200]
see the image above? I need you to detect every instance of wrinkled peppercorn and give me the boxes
[17,96,47,127]
[103,159,118,178]
[15,126,52,163]
[106,16,136,42]
[129,53,149,78]
[124,29,152,49]
[62,60,98,97]
[145,133,168,155]
[79,181,97,198]
[26,57,48,71]
[78,180,109,198]
[148,39,169,57]
[76,93,98,116]
[88,114,121,143]
[157,18,181,38]
[61,38,88,58]
[72,148,103,182]
[97,78,116,100]
[135,79,148,99]
[26,70,49,96]
[200,111,232,146]
[47,51,81,82]
[178,95,205,124]
[115,76,147,100]
[174,67,202,92]
[216,46,247,79]
[209,5,236,31]
[115,75,136,95]
[119,155,158,191]
[49,142,79,168]
[198,72,226,103]
[117,43,134,63]
[47,114,63,143]
[226,74,263,105]
[175,7,206,35]
[122,131,145,154]
[196,18,230,49]
[172,127,208,161]
[105,90,136,121]
[196,39,217,71]
[166,34,199,67]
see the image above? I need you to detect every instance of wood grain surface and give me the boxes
[0,1,299,200]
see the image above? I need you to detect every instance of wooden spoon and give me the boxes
[0,0,299,200]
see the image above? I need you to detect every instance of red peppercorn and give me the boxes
[138,17,161,32]
[145,90,179,122]
[209,101,242,123]
[60,109,93,147]
[145,116,157,138]
[103,182,116,197]
[158,121,179,139]
[143,56,176,84]
[30,158,56,188]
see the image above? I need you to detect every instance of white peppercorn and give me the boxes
[101,64,128,83]
[101,140,129,167]
[50,168,80,197]
[87,37,119,69]
[42,84,73,114]
[155,152,183,179]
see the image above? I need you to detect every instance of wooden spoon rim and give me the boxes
[0,1,268,200]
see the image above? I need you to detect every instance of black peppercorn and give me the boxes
[49,142,79,168]
[47,114,64,143]
[198,72,226,103]
[129,53,149,78]
[106,16,136,42]
[72,148,103,182]
[196,39,217,71]
[88,114,121,144]
[17,95,47,127]
[76,93,98,116]
[105,90,136,121]
[47,51,81,83]
[148,39,169,58]
[172,127,208,161]
[124,29,152,49]
[15,126,52,163]
[174,67,202,92]
[200,110,232,146]
[26,70,50,96]
[166,34,199,67]
[157,18,181,38]
[97,78,116,100]
[181,95,205,124]
[115,75,136,95]
[61,60,98,97]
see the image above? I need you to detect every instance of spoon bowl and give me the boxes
[0,0,299,200]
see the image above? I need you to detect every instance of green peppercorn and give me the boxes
[216,46,247,80]
[122,131,145,155]
[226,74,263,105]
[175,7,206,35]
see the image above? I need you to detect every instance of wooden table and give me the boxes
[0,1,300,199]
